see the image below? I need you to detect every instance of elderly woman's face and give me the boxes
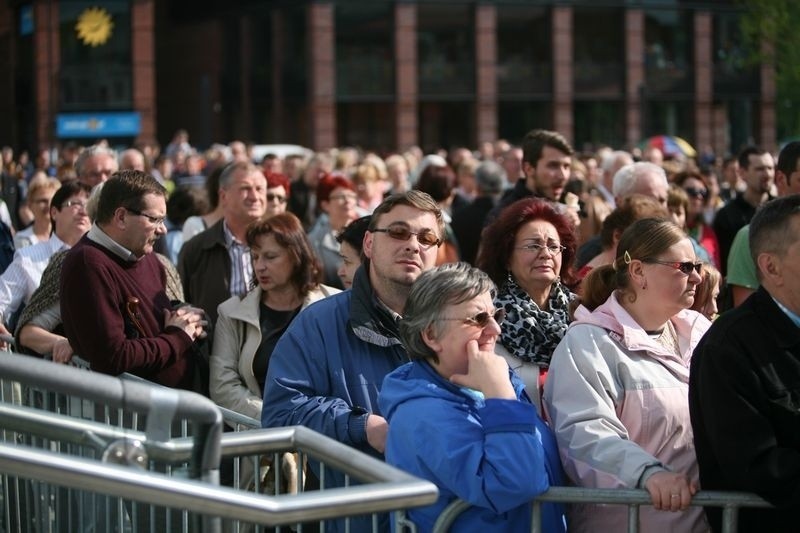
[424,291,501,379]
[508,219,563,295]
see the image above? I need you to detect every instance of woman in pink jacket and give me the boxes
[544,218,711,532]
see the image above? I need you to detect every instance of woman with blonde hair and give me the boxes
[14,173,61,248]
[545,218,710,532]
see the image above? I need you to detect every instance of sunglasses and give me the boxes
[440,308,506,328]
[266,193,287,204]
[645,259,703,275]
[371,225,442,247]
[684,187,708,200]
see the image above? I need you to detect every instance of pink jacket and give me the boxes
[543,292,711,533]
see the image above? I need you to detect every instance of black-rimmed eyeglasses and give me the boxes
[126,207,166,226]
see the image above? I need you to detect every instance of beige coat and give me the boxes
[210,284,340,420]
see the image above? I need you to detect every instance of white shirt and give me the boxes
[0,234,69,324]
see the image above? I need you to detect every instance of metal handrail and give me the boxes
[0,430,439,526]
[0,351,223,482]
[433,487,772,533]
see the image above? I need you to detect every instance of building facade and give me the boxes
[0,0,773,156]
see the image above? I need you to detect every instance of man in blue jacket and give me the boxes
[262,190,443,528]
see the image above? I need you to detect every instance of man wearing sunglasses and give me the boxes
[690,194,800,533]
[262,190,443,531]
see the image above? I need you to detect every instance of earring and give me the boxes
[642,278,648,290]
[507,271,514,284]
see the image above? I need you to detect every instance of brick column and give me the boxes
[132,0,156,146]
[552,7,573,143]
[625,9,644,148]
[759,41,777,152]
[308,3,336,151]
[694,12,713,156]
[33,0,59,149]
[395,3,417,151]
[475,5,497,147]
[0,2,15,147]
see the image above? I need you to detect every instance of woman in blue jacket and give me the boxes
[379,262,566,533]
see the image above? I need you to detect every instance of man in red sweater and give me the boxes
[61,170,206,389]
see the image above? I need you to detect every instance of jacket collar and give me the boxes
[754,286,800,349]
[350,266,403,347]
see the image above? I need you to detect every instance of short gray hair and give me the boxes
[612,162,667,198]
[75,144,118,177]
[475,161,507,194]
[399,262,496,363]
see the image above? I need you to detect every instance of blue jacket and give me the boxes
[262,267,408,503]
[379,361,567,533]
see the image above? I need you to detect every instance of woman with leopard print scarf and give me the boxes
[478,198,577,412]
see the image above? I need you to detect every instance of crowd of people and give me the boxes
[0,128,797,533]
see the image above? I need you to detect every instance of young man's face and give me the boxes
[363,205,440,290]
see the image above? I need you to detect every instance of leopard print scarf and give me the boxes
[495,275,575,367]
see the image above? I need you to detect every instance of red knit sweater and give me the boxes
[61,236,196,389]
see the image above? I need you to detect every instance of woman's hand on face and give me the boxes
[644,471,698,511]
[450,340,516,400]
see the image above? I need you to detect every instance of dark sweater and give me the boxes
[61,236,195,389]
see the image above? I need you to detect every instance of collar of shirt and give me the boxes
[772,295,800,329]
[87,224,138,262]
[222,219,244,248]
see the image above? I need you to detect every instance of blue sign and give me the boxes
[19,5,33,37]
[56,112,141,138]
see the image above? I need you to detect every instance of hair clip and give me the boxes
[623,250,632,265]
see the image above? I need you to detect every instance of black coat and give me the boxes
[689,286,800,533]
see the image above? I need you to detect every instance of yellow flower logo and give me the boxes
[75,7,114,47]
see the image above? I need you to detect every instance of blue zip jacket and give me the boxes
[379,360,567,533]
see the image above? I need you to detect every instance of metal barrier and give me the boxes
[432,487,772,533]
[0,352,439,532]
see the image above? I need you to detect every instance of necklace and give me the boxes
[653,321,680,356]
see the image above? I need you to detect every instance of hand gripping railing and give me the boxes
[433,487,773,533]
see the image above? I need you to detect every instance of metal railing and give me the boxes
[432,487,772,533]
[0,352,439,532]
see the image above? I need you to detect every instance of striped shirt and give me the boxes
[0,234,68,324]
[223,221,252,298]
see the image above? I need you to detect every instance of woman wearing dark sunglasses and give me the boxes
[674,170,721,268]
[544,218,711,532]
[379,262,566,533]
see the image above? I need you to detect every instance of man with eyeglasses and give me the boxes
[75,144,118,188]
[178,161,267,325]
[0,180,92,347]
[262,190,443,532]
[60,170,206,389]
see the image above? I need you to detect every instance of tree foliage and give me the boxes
[738,0,800,139]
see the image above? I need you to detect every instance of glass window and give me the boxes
[713,12,758,95]
[574,101,624,151]
[644,100,695,142]
[498,101,552,145]
[59,1,131,111]
[418,102,474,153]
[496,6,551,96]
[250,6,307,144]
[573,8,624,96]
[337,103,395,151]
[336,4,394,98]
[644,9,693,94]
[418,4,474,97]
